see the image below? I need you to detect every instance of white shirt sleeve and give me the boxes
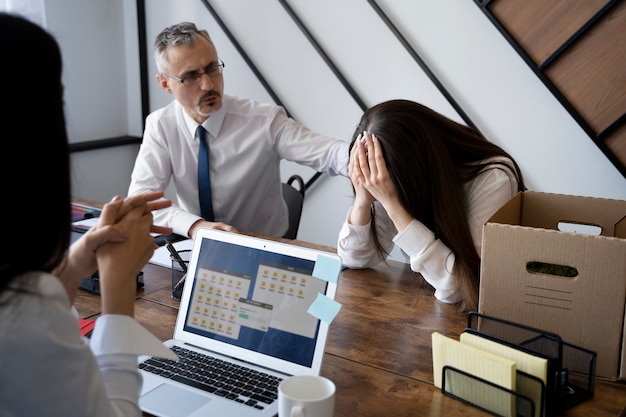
[128,103,204,236]
[337,203,396,268]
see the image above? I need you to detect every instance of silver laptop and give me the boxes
[139,228,341,417]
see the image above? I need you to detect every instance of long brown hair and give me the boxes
[0,13,70,297]
[350,100,525,311]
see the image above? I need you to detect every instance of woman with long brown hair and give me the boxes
[338,99,525,311]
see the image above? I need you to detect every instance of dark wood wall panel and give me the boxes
[544,2,626,134]
[477,0,626,178]
[489,0,609,65]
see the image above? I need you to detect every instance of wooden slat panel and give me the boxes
[544,2,626,133]
[488,0,609,65]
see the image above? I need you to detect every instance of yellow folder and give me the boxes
[460,332,548,417]
[432,332,517,417]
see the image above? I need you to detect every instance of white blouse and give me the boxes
[0,271,176,417]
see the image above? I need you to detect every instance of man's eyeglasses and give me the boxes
[162,59,225,86]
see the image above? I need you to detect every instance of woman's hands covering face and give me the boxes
[349,131,398,208]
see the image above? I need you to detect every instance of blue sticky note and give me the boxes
[312,254,341,283]
[307,293,342,324]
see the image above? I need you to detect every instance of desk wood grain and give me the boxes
[327,262,467,384]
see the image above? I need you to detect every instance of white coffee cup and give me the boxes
[278,375,335,417]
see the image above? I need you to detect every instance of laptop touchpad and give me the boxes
[140,383,211,417]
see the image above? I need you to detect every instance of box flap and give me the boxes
[487,191,523,225]
[517,191,626,238]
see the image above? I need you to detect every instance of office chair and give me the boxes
[282,174,306,239]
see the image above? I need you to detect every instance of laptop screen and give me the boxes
[182,238,328,368]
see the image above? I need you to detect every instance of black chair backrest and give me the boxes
[281,175,305,239]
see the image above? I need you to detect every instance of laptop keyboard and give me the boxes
[139,345,283,410]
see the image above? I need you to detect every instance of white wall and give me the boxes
[56,0,626,259]
[44,0,142,200]
[46,0,131,142]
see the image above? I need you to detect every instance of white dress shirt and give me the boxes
[0,271,176,417]
[128,95,349,237]
[337,160,519,304]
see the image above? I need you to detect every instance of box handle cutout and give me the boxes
[526,261,578,278]
[557,221,601,235]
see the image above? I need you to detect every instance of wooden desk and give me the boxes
[74,246,626,417]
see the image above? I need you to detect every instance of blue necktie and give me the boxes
[197,126,215,221]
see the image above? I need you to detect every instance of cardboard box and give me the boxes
[478,191,626,380]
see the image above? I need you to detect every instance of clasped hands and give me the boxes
[57,191,173,308]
